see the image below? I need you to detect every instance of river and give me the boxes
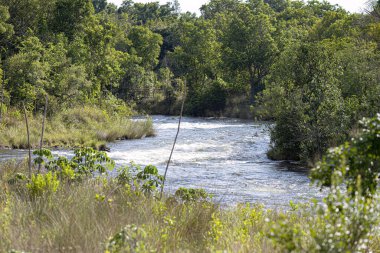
[0,116,323,207]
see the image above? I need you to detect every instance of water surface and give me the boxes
[0,116,323,207]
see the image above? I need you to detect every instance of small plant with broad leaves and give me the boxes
[33,147,115,180]
[136,165,164,195]
[105,224,150,253]
[71,147,115,176]
[7,173,28,185]
[33,148,53,167]
[115,163,163,196]
[115,166,132,186]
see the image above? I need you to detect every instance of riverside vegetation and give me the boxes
[0,114,379,252]
[0,106,154,149]
[0,0,380,252]
[0,0,379,161]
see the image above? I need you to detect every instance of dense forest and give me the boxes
[0,0,379,163]
[0,0,380,252]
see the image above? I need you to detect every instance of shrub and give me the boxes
[116,163,164,196]
[26,172,60,197]
[311,114,380,197]
[105,225,150,253]
[175,188,211,203]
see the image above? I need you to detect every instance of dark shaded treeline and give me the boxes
[0,0,379,162]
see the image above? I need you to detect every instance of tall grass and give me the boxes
[1,160,379,253]
[0,107,154,149]
[0,160,219,252]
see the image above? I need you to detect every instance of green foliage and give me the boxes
[51,0,94,39]
[169,18,223,115]
[7,173,28,186]
[264,36,379,162]
[267,115,380,252]
[311,187,379,252]
[105,224,150,253]
[269,212,305,252]
[115,166,133,186]
[135,165,163,194]
[32,147,115,182]
[26,172,60,197]
[312,115,380,197]
[175,187,211,203]
[127,26,163,69]
[0,5,13,39]
[92,0,107,13]
[221,0,278,104]
[0,0,377,123]
[116,163,164,195]
[33,148,53,167]
[72,147,115,175]
[46,147,115,178]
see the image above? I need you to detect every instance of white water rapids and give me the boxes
[0,116,324,207]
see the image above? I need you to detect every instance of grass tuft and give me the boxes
[0,107,154,150]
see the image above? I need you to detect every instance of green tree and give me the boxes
[0,5,13,38]
[50,0,94,39]
[312,114,380,197]
[200,0,240,19]
[265,41,349,162]
[127,26,163,69]
[5,36,49,109]
[169,19,223,114]
[92,0,107,13]
[119,1,177,25]
[0,0,55,37]
[221,0,278,104]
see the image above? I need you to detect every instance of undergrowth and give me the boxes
[0,115,379,252]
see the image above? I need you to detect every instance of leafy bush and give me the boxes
[26,172,60,197]
[71,147,115,175]
[35,147,115,180]
[270,115,380,252]
[116,163,163,196]
[175,188,211,203]
[105,225,150,253]
[312,114,380,197]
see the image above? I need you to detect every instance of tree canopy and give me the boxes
[0,0,378,162]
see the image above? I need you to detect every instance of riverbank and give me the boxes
[0,159,275,252]
[0,106,154,150]
[0,116,318,205]
[0,155,379,252]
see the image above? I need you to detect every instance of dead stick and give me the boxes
[23,102,32,178]
[160,86,186,200]
[38,95,48,173]
[0,70,4,123]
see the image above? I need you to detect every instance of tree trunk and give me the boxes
[248,66,265,105]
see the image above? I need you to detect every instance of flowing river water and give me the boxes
[0,116,323,207]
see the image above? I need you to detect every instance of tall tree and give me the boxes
[169,19,224,114]
[51,0,94,39]
[92,0,107,13]
[221,0,278,104]
[200,0,240,19]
